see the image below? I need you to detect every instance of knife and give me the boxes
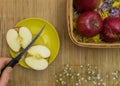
[0,24,46,76]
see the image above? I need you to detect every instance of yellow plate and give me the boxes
[9,18,60,69]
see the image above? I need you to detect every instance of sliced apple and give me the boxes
[19,27,32,48]
[6,27,32,52]
[28,45,51,58]
[25,45,51,70]
[25,57,48,70]
[6,29,21,52]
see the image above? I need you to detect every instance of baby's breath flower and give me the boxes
[55,64,120,86]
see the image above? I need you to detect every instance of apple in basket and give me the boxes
[73,0,101,12]
[102,17,120,42]
[77,11,103,37]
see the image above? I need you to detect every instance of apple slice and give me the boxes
[25,45,51,70]
[6,27,32,52]
[6,29,21,52]
[19,27,32,48]
[28,45,51,58]
[25,57,48,70]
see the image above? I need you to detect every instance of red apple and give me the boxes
[73,0,101,12]
[102,17,120,42]
[77,11,103,37]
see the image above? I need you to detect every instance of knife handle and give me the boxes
[0,59,18,76]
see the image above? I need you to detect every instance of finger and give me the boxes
[0,58,12,69]
[0,67,12,86]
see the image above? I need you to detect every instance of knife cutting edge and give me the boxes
[0,24,46,76]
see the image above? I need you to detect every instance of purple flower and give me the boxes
[104,0,114,3]
[98,0,120,17]
[109,8,120,17]
[97,8,102,13]
[101,3,110,11]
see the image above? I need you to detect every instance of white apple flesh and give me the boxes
[28,45,51,58]
[25,45,51,70]
[6,27,32,52]
[19,27,32,48]
[25,57,48,70]
[6,29,21,52]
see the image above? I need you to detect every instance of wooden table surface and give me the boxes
[1,0,120,86]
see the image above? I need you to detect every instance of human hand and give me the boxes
[0,58,12,86]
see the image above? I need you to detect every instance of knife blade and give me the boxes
[0,24,46,75]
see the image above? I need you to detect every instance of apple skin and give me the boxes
[77,11,103,37]
[102,17,120,42]
[73,0,100,12]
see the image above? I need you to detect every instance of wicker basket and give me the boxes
[67,0,120,48]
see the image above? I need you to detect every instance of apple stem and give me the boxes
[92,20,98,28]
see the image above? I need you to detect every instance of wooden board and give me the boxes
[0,0,120,86]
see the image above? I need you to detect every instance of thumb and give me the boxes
[0,67,12,86]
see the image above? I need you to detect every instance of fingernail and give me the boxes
[6,67,12,73]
